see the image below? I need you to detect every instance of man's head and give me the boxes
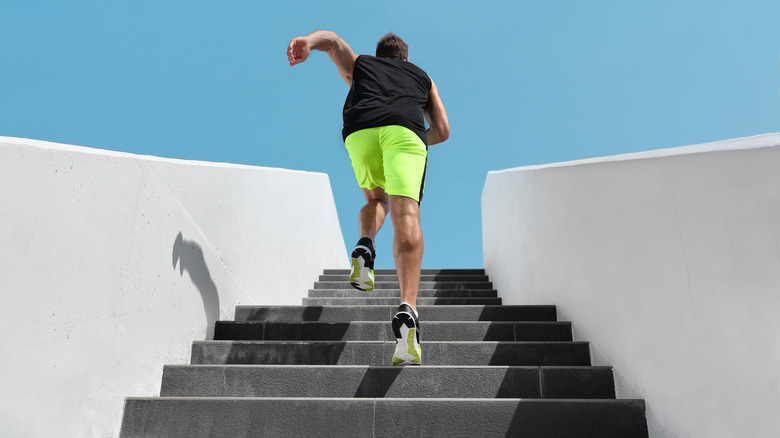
[376,33,408,61]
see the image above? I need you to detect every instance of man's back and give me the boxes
[342,55,432,145]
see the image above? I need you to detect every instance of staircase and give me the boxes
[120,269,648,437]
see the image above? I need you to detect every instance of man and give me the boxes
[287,30,449,365]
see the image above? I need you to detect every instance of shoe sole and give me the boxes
[349,250,374,292]
[392,312,421,366]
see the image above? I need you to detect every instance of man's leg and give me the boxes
[389,194,423,366]
[350,187,389,291]
[389,195,423,311]
[359,187,390,241]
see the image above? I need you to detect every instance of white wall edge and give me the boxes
[489,132,780,174]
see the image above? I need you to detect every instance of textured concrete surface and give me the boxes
[234,305,558,322]
[302,297,503,305]
[214,321,572,341]
[324,268,486,275]
[307,288,498,297]
[121,398,646,437]
[161,365,616,399]
[190,340,591,366]
[319,274,491,282]
[120,398,375,438]
[313,281,494,290]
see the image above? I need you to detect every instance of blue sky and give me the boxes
[2,1,778,269]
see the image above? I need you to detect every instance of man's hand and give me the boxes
[287,36,311,66]
[285,31,357,86]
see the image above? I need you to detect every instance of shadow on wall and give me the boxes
[172,232,220,340]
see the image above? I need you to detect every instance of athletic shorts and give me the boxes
[344,125,428,203]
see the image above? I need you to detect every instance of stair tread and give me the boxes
[234,304,558,322]
[163,364,611,369]
[121,267,647,437]
[302,297,503,305]
[324,268,486,275]
[160,364,616,399]
[191,340,592,366]
[121,398,647,437]
[214,321,573,341]
[128,396,640,401]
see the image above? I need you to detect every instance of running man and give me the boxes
[287,30,449,365]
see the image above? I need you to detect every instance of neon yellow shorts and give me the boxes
[344,125,428,203]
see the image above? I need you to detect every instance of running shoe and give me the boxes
[392,302,421,365]
[349,237,375,292]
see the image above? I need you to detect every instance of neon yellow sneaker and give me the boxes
[349,237,375,292]
[392,303,421,365]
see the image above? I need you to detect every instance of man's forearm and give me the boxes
[288,30,356,84]
[304,30,341,53]
[427,127,445,145]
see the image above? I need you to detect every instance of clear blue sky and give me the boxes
[2,1,778,269]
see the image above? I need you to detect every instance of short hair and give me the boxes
[376,33,408,60]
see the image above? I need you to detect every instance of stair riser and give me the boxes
[320,275,490,282]
[120,398,647,438]
[234,305,558,322]
[190,341,591,366]
[307,289,498,298]
[302,297,503,305]
[313,282,494,290]
[214,322,573,342]
[161,366,616,399]
[324,269,486,275]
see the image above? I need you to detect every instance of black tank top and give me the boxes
[342,55,432,145]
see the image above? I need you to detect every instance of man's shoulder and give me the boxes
[357,55,428,76]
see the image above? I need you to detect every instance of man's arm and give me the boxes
[424,78,450,145]
[287,30,357,86]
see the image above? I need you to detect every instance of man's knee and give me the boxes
[390,196,422,244]
[390,196,420,220]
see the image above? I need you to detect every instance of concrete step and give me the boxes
[121,397,648,437]
[324,268,486,276]
[214,321,572,341]
[190,340,591,366]
[319,274,490,282]
[313,281,494,290]
[307,288,498,298]
[234,305,558,322]
[302,297,502,305]
[214,320,572,341]
[161,365,615,399]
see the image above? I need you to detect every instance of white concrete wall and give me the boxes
[0,136,348,438]
[482,133,780,438]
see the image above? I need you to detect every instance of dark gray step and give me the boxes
[234,305,558,322]
[313,281,493,290]
[161,365,615,399]
[324,268,486,276]
[214,321,572,341]
[191,341,591,366]
[121,398,647,437]
[302,297,502,305]
[307,289,498,298]
[320,274,490,282]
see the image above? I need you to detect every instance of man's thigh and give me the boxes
[345,127,385,191]
[380,126,428,204]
